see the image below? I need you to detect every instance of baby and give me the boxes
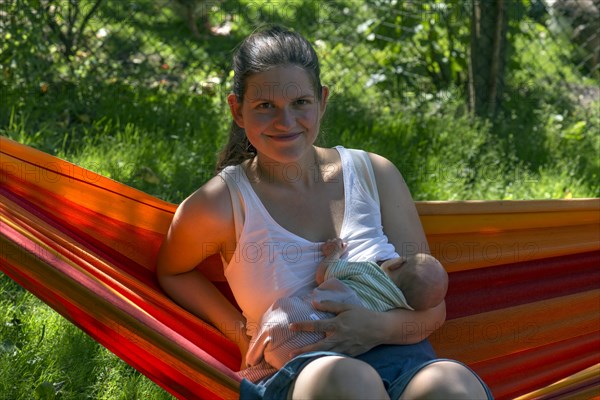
[245,238,449,369]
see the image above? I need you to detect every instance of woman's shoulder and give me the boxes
[365,152,403,181]
[156,174,236,275]
[179,174,233,221]
[333,147,401,179]
[333,146,394,168]
[359,151,410,199]
[171,174,235,242]
[321,146,402,185]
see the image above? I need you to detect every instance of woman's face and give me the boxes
[228,65,329,165]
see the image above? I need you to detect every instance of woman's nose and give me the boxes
[273,107,294,130]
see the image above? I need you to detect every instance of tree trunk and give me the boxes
[469,0,509,117]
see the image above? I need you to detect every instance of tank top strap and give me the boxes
[218,165,247,241]
[335,146,380,205]
[219,148,380,240]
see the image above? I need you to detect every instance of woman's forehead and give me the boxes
[244,65,315,101]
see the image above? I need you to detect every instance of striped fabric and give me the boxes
[247,275,369,373]
[323,260,411,311]
[245,296,334,377]
[1,136,599,399]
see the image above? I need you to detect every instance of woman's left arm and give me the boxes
[367,151,447,338]
[368,152,429,255]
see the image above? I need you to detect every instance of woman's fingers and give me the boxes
[288,301,379,357]
[312,299,356,314]
[288,300,353,332]
[289,316,337,333]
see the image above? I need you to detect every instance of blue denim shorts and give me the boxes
[240,340,493,399]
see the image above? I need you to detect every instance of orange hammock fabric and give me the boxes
[1,136,599,399]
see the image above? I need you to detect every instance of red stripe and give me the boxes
[446,251,600,319]
[0,220,241,372]
[1,263,234,400]
[472,332,600,399]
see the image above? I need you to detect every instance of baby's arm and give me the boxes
[316,238,347,285]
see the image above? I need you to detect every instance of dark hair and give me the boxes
[216,26,323,172]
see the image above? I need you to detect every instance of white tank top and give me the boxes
[219,146,399,337]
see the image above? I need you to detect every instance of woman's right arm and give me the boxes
[156,177,247,349]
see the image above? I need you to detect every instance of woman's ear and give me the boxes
[319,86,330,118]
[227,93,244,128]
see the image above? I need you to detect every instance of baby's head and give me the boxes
[381,253,448,310]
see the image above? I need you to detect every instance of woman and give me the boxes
[156,25,491,399]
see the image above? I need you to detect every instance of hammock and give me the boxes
[1,136,599,400]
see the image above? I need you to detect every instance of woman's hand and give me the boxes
[288,300,385,357]
[238,329,251,370]
[288,299,446,358]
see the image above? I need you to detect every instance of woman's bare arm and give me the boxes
[156,176,249,359]
[368,152,430,255]
[369,152,446,327]
[289,300,445,356]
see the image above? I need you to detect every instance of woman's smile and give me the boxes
[228,65,329,164]
[265,132,303,142]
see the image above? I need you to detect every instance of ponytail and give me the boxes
[216,122,256,173]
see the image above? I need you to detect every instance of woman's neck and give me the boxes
[251,147,322,188]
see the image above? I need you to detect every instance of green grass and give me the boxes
[1,0,599,398]
[0,275,173,400]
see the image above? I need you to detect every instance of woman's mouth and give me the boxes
[266,132,301,142]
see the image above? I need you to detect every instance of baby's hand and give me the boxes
[321,238,346,258]
[317,239,347,285]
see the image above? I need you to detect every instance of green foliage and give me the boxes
[363,0,471,92]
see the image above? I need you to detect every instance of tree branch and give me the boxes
[44,0,71,60]
[76,0,105,48]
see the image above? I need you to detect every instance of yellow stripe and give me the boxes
[514,364,600,400]
[428,223,600,272]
